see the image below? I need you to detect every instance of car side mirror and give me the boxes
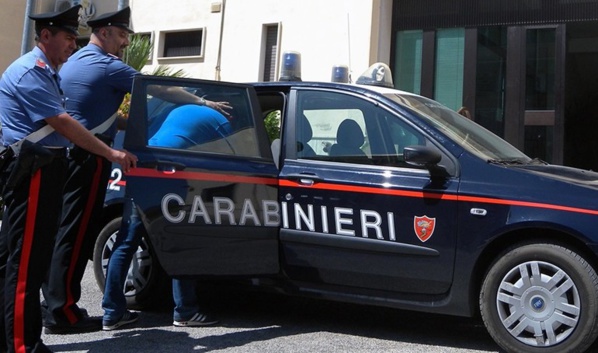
[404,145,449,180]
[404,145,441,166]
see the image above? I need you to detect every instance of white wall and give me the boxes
[1,0,393,83]
[131,0,391,83]
[0,1,26,71]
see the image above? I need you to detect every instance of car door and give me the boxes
[278,87,459,295]
[123,76,280,277]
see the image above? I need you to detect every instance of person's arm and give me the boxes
[46,113,137,172]
[147,86,232,117]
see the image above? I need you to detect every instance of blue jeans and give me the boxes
[102,199,199,323]
[172,279,199,321]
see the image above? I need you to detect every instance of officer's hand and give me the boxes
[205,100,233,117]
[109,149,138,173]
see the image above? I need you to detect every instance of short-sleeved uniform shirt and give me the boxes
[60,43,139,140]
[0,47,69,147]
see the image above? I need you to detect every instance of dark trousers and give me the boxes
[41,148,110,326]
[0,145,68,353]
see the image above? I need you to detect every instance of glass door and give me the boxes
[524,26,563,163]
[505,25,565,165]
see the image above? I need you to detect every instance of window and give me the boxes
[295,90,428,169]
[395,30,423,94]
[262,24,281,82]
[159,29,205,58]
[476,27,507,137]
[434,28,465,111]
[144,83,260,158]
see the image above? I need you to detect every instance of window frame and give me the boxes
[157,28,207,60]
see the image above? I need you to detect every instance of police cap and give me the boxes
[29,5,81,36]
[87,6,134,33]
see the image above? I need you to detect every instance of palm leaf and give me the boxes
[123,34,153,71]
[118,35,188,118]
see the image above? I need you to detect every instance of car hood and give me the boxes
[514,164,598,189]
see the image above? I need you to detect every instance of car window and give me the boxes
[295,90,429,169]
[144,83,261,157]
[385,93,530,163]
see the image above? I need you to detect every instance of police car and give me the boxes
[95,63,598,353]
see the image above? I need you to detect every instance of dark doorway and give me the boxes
[564,21,598,171]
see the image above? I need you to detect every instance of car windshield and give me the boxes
[386,93,532,163]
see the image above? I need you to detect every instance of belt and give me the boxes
[46,147,70,158]
[95,133,114,147]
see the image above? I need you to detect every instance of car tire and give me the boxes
[93,216,171,310]
[480,242,598,353]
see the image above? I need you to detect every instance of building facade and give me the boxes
[392,0,598,169]
[3,0,392,83]
[4,0,598,169]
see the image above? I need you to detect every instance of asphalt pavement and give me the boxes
[39,262,504,353]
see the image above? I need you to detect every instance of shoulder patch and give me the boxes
[107,53,121,61]
[35,58,47,68]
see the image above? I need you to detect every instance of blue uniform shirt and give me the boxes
[60,43,139,140]
[0,47,69,147]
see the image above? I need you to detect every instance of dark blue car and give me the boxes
[94,68,598,353]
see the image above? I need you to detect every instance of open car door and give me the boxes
[123,76,280,277]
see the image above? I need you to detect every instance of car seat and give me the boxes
[297,114,316,158]
[329,119,366,156]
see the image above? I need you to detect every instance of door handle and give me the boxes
[138,160,186,173]
[285,173,323,186]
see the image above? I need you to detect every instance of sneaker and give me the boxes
[102,311,139,331]
[173,312,218,327]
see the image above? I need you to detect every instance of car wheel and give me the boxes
[93,217,171,310]
[480,243,598,353]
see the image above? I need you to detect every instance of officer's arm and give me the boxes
[45,113,138,172]
[147,85,203,105]
[147,86,232,117]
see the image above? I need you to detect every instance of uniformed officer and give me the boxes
[40,6,137,336]
[40,6,230,335]
[0,5,137,352]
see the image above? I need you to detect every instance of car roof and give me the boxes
[247,80,418,97]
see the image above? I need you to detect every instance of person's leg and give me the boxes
[0,207,9,352]
[42,153,109,331]
[172,279,199,322]
[102,199,141,327]
[172,279,218,327]
[4,153,67,352]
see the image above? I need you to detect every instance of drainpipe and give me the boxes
[215,0,226,81]
[21,0,35,55]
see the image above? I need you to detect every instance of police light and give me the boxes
[356,62,394,88]
[331,65,349,83]
[279,51,302,81]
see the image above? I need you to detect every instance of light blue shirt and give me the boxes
[0,46,69,147]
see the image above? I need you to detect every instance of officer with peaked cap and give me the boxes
[44,4,229,335]
[87,6,134,33]
[0,5,137,352]
[29,4,81,37]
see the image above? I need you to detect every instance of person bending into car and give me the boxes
[103,103,231,330]
[41,6,231,335]
[0,6,138,352]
